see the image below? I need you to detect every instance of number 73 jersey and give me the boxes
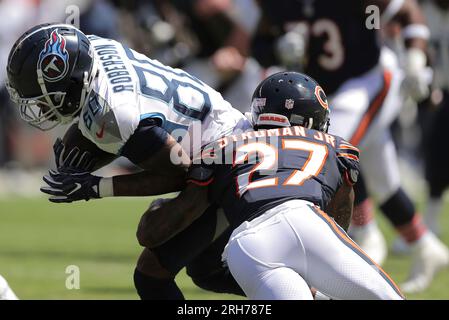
[78,36,247,155]
[188,126,360,226]
[258,0,380,94]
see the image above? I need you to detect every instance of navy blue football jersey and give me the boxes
[188,126,360,228]
[254,0,381,94]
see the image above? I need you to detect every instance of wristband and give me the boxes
[402,24,430,40]
[99,177,114,197]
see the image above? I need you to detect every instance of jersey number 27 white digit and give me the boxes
[234,139,328,196]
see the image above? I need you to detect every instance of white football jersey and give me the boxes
[78,36,248,156]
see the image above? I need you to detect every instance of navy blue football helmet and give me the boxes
[251,72,330,132]
[6,23,97,130]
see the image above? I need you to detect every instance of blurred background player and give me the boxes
[418,0,449,238]
[250,0,449,293]
[390,0,449,259]
[168,0,264,112]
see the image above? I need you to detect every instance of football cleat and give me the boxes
[401,232,449,293]
[391,236,411,255]
[423,214,441,237]
[423,198,443,237]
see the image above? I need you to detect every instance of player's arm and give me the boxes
[112,131,190,196]
[366,0,428,49]
[136,182,210,248]
[328,139,361,231]
[366,0,430,100]
[136,160,215,247]
[325,180,355,232]
[41,122,191,202]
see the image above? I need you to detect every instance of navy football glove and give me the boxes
[40,168,102,203]
[53,138,97,171]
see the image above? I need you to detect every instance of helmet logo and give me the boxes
[285,99,294,110]
[38,30,69,82]
[315,86,329,110]
[252,98,266,108]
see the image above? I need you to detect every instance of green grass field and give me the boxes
[1,196,448,300]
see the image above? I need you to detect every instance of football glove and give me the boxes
[401,48,432,102]
[53,137,97,171]
[275,24,307,69]
[40,168,102,203]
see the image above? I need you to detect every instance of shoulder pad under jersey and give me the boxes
[78,93,139,154]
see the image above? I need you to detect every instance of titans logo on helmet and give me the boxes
[37,30,69,82]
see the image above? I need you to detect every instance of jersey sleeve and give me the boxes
[120,119,169,165]
[335,138,360,185]
[78,94,140,155]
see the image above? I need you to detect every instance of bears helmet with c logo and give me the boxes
[251,71,330,133]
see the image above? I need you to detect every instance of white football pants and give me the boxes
[328,47,404,203]
[222,200,404,300]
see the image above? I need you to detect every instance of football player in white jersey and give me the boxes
[386,0,449,292]
[6,23,250,299]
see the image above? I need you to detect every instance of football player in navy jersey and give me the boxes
[251,0,449,293]
[137,72,404,300]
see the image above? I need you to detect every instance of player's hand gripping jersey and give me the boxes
[188,125,360,228]
[79,36,247,156]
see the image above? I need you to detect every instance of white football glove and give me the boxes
[275,25,307,68]
[401,48,432,102]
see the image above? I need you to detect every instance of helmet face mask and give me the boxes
[251,72,331,133]
[7,83,68,130]
[6,24,97,131]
